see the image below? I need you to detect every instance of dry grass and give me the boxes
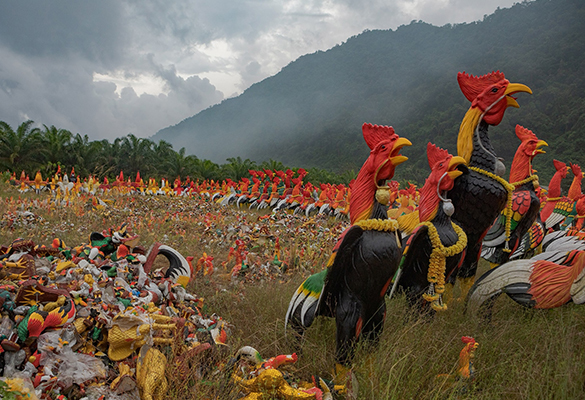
[185,278,585,399]
[2,181,585,399]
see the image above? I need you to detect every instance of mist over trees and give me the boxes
[0,121,354,185]
[153,0,585,184]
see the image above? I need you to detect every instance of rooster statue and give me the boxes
[444,71,532,296]
[390,143,467,312]
[542,162,582,231]
[435,336,479,393]
[480,125,547,267]
[540,160,570,230]
[467,249,585,315]
[285,123,411,366]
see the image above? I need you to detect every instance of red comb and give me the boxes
[426,142,451,169]
[553,159,567,171]
[461,336,476,344]
[515,125,538,142]
[362,123,396,150]
[458,71,506,102]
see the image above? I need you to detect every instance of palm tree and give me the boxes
[259,159,286,172]
[149,140,172,177]
[194,159,221,181]
[40,124,73,166]
[119,134,154,178]
[164,147,199,180]
[0,120,43,173]
[223,156,257,180]
[69,134,109,178]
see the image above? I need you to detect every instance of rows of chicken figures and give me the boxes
[10,166,363,219]
[8,152,585,236]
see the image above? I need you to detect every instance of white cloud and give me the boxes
[0,0,519,142]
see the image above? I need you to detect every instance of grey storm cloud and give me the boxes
[0,1,127,69]
[0,0,518,142]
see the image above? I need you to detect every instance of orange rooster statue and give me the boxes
[481,125,547,267]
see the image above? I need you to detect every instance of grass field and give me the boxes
[2,181,585,399]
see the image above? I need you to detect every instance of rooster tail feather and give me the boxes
[466,259,534,312]
[285,270,327,332]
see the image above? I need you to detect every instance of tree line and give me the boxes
[0,120,356,185]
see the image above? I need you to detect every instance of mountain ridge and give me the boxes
[152,0,585,183]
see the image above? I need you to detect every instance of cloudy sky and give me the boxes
[0,0,518,142]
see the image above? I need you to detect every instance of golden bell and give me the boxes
[375,188,390,205]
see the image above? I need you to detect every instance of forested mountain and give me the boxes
[153,0,585,184]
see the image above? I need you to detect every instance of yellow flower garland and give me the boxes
[469,167,538,252]
[355,218,402,248]
[355,218,399,232]
[419,221,467,311]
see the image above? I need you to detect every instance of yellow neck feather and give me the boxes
[457,107,483,164]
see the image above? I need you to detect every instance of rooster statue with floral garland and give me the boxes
[285,122,411,368]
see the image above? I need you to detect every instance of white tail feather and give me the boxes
[467,260,534,311]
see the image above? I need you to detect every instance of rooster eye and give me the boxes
[491,87,498,93]
[381,145,386,149]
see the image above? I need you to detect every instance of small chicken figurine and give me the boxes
[436,336,479,392]
[230,346,331,400]
[456,336,479,380]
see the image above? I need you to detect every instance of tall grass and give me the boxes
[188,276,585,399]
[1,182,585,399]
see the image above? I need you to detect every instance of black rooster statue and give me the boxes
[391,143,468,312]
[285,123,411,368]
[445,71,532,297]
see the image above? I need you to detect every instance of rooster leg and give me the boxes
[335,293,362,366]
[360,302,386,345]
[451,238,482,300]
[458,277,476,301]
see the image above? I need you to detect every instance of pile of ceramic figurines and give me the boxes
[0,222,231,400]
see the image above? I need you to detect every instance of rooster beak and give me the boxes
[535,140,548,154]
[447,156,466,179]
[505,83,532,108]
[390,138,412,166]
[506,97,520,108]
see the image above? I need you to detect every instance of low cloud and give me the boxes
[0,0,518,142]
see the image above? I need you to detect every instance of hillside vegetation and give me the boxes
[153,0,585,184]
